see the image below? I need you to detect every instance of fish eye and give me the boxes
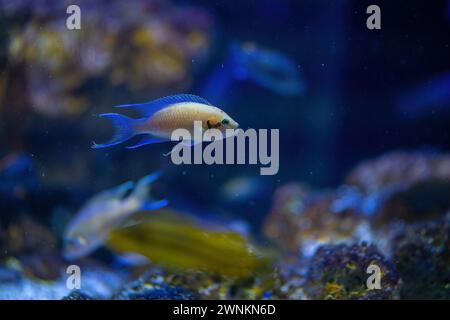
[222,119,230,125]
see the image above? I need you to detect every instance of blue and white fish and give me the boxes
[92,94,239,150]
[63,172,168,260]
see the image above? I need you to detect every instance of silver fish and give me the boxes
[63,172,168,260]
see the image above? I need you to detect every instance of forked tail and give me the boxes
[92,113,144,149]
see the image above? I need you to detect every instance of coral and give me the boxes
[270,262,307,299]
[114,268,213,300]
[62,290,94,300]
[263,184,367,256]
[114,266,274,300]
[346,151,450,194]
[392,219,450,299]
[1,0,213,118]
[345,151,450,226]
[2,148,450,299]
[118,283,198,300]
[304,243,400,300]
[0,265,22,283]
[0,215,58,257]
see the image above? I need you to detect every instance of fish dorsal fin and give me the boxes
[114,94,213,117]
[86,181,134,206]
[161,94,213,106]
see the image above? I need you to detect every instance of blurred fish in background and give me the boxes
[63,172,168,260]
[396,72,450,120]
[201,41,305,104]
[229,42,305,96]
[0,153,37,204]
[107,208,271,278]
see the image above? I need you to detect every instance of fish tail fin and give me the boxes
[141,198,169,211]
[133,172,168,211]
[92,113,143,149]
[130,171,165,204]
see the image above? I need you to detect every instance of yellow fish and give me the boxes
[92,94,239,149]
[107,209,270,278]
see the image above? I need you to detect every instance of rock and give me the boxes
[114,268,199,300]
[392,219,450,299]
[346,151,450,226]
[114,266,273,300]
[62,290,94,300]
[0,215,58,258]
[263,184,367,256]
[0,266,22,283]
[346,151,450,194]
[270,262,307,300]
[304,243,401,299]
[20,253,66,281]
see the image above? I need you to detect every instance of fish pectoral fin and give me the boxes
[162,140,196,157]
[126,135,164,149]
[140,198,169,211]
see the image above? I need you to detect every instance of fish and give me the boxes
[107,209,271,277]
[396,72,450,120]
[62,172,168,260]
[229,41,305,96]
[0,152,37,200]
[200,42,305,103]
[92,94,239,149]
